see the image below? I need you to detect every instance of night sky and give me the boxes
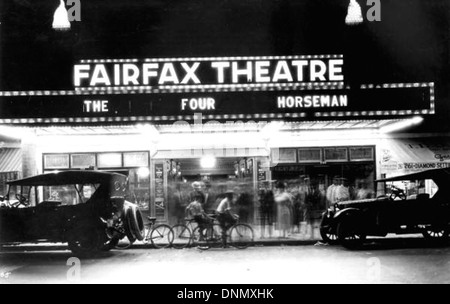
[0,0,448,128]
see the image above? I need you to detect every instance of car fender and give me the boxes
[333,208,364,221]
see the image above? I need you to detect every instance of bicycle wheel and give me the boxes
[229,224,254,249]
[150,224,173,249]
[205,224,223,249]
[172,224,192,249]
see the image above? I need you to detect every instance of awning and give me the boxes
[0,148,22,172]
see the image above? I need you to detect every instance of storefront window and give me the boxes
[298,148,322,163]
[71,154,96,169]
[97,153,122,168]
[124,152,149,168]
[44,154,70,169]
[324,148,348,162]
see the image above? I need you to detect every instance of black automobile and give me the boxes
[0,171,145,255]
[320,168,450,248]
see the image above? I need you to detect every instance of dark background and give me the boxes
[0,0,448,128]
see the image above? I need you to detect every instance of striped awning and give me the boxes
[0,148,22,172]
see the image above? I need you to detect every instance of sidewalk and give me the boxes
[0,227,426,252]
[0,234,321,252]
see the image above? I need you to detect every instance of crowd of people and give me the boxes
[258,176,375,239]
[168,175,374,240]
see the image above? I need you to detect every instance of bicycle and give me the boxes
[171,219,196,249]
[192,214,254,250]
[142,217,174,249]
[115,217,173,250]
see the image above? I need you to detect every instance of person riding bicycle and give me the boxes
[186,192,213,240]
[217,190,238,246]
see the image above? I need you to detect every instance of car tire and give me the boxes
[320,227,339,245]
[320,217,338,245]
[337,215,366,250]
[123,209,137,244]
[422,226,450,242]
[126,207,145,241]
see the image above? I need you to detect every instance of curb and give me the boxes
[0,240,320,252]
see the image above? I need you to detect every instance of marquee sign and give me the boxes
[74,55,344,87]
[0,55,436,124]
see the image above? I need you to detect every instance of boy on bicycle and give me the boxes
[186,192,212,240]
[217,190,238,246]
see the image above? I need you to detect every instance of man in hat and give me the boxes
[189,181,206,207]
[216,189,238,246]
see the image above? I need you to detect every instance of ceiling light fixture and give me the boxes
[201,156,216,169]
[345,0,364,26]
[52,0,71,31]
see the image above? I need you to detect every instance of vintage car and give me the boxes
[0,171,145,255]
[320,168,450,249]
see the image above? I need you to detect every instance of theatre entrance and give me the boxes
[156,157,258,225]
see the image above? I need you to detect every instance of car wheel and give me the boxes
[320,227,339,245]
[423,226,449,241]
[320,217,338,245]
[337,215,366,249]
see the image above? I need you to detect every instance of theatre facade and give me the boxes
[0,0,448,235]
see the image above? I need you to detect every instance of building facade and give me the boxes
[0,0,449,239]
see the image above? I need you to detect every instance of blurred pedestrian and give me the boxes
[258,182,275,239]
[189,181,205,206]
[217,190,238,246]
[274,181,293,239]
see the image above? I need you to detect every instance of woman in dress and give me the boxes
[274,181,293,239]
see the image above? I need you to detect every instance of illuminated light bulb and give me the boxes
[345,0,364,26]
[201,156,216,169]
[52,0,71,31]
[137,167,150,178]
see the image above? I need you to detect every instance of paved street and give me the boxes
[1,238,450,284]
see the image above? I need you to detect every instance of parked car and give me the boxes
[320,168,450,249]
[0,171,145,255]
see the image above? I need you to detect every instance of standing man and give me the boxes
[336,178,351,202]
[326,176,340,208]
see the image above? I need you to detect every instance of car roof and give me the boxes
[7,171,128,186]
[376,168,450,187]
